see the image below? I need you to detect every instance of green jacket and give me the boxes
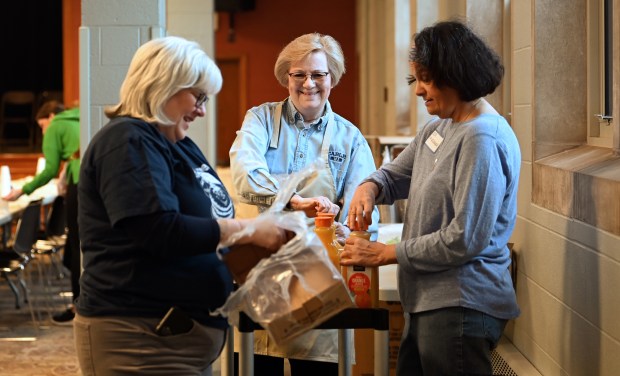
[22,107,80,195]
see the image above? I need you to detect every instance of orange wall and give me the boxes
[62,0,80,107]
[215,0,358,125]
[61,1,358,121]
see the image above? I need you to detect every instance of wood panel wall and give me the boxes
[214,0,358,125]
[0,153,44,180]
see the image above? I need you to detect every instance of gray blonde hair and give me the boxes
[105,36,223,125]
[274,33,345,88]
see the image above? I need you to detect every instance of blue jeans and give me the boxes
[396,307,506,376]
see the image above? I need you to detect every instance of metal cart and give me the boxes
[220,307,390,376]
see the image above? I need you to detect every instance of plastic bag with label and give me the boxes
[214,160,354,345]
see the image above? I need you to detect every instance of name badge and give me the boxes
[425,130,444,153]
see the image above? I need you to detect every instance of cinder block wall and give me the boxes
[80,0,216,163]
[508,1,620,375]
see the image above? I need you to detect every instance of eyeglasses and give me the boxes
[194,92,209,108]
[288,71,330,83]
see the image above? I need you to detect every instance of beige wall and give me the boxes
[508,1,620,375]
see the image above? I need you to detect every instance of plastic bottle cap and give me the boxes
[317,212,336,218]
[315,216,333,227]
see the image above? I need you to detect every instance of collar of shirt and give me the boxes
[284,98,332,131]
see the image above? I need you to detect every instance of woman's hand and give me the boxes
[340,237,397,267]
[289,194,339,217]
[244,219,289,251]
[219,218,289,251]
[2,187,23,202]
[334,222,351,245]
[347,182,379,231]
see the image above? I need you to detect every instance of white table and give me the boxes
[377,223,403,302]
[0,178,58,245]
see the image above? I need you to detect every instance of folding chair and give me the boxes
[31,196,70,316]
[0,200,42,325]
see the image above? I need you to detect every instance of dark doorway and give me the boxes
[0,0,63,152]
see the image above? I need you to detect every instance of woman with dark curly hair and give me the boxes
[342,20,521,375]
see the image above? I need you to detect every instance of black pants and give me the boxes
[64,181,80,302]
[233,353,337,376]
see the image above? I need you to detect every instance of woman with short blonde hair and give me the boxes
[273,32,346,87]
[75,36,287,375]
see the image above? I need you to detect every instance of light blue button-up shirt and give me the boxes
[229,99,380,238]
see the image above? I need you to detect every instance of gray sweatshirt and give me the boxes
[366,113,520,319]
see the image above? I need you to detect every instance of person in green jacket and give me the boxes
[3,100,81,325]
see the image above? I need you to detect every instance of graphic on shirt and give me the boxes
[328,150,346,164]
[194,164,234,219]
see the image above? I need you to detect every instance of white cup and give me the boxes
[36,157,46,174]
[0,165,11,197]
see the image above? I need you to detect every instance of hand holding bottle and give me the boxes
[347,182,379,231]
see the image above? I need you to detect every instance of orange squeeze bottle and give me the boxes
[314,215,341,270]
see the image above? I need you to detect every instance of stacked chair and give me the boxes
[0,199,42,326]
[0,90,37,148]
[31,195,69,317]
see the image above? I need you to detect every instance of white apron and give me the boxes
[235,100,350,363]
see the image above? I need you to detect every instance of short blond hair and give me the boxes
[274,33,345,88]
[105,36,222,125]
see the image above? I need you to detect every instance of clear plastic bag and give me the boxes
[214,160,354,345]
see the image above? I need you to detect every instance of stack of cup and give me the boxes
[36,157,46,174]
[0,165,11,213]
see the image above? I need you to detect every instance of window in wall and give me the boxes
[588,0,613,147]
[602,0,613,121]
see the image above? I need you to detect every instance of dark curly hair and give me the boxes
[409,20,504,101]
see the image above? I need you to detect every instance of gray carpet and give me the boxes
[0,256,225,376]
[0,256,81,375]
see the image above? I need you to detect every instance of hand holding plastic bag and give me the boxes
[229,217,291,251]
[213,160,354,345]
[216,159,324,250]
